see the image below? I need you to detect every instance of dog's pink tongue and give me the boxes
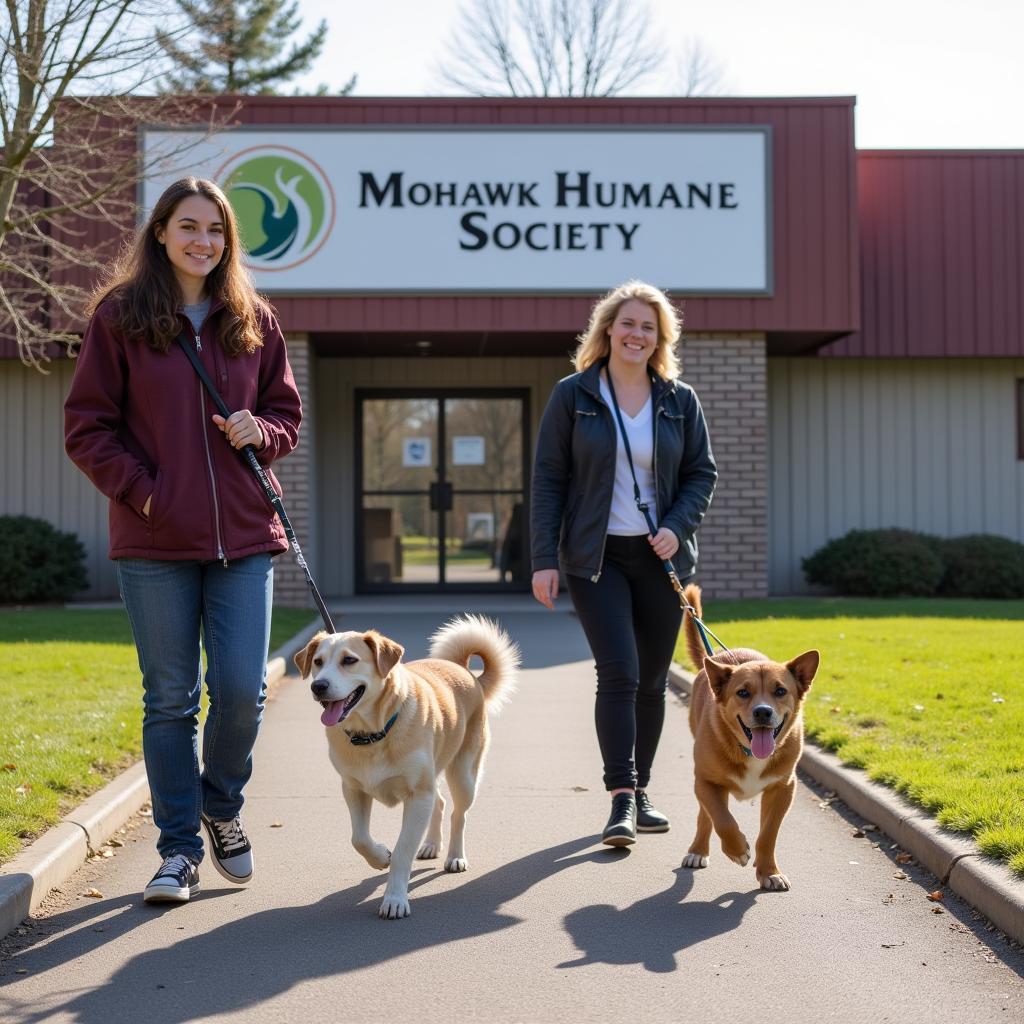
[750,727,776,759]
[321,701,346,727]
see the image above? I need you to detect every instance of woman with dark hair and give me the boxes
[65,177,302,903]
[531,281,717,846]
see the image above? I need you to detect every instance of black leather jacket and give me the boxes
[531,359,717,581]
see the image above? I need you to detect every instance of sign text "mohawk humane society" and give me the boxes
[359,171,740,252]
[142,126,770,292]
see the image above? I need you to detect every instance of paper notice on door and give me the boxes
[402,437,432,467]
[452,435,485,466]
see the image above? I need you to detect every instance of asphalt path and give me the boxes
[1,602,1022,1023]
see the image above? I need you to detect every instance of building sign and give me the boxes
[142,127,771,294]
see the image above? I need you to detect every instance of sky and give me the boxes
[288,0,1023,149]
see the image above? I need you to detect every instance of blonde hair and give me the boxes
[572,280,682,379]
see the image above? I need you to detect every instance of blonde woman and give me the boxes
[530,281,717,845]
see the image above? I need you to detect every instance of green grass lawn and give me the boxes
[673,598,1024,876]
[0,606,316,864]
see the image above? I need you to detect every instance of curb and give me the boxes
[0,614,324,941]
[666,663,1024,947]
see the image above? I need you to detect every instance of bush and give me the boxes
[938,534,1024,598]
[802,528,945,596]
[0,515,88,603]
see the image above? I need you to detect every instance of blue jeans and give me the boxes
[116,555,273,861]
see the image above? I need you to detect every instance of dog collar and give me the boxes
[738,743,753,758]
[345,712,399,746]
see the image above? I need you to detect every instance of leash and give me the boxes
[176,331,336,634]
[604,366,727,657]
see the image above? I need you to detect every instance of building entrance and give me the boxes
[355,389,530,591]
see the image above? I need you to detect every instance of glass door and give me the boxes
[356,390,529,591]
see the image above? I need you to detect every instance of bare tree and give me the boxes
[0,0,231,370]
[438,0,665,97]
[675,35,728,97]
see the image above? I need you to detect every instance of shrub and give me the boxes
[802,528,945,596]
[0,515,88,603]
[938,534,1024,598]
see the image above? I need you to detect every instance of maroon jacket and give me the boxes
[64,300,302,562]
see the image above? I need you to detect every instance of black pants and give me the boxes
[567,534,685,792]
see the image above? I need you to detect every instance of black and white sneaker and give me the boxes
[143,853,201,903]
[201,813,253,884]
[601,792,637,847]
[636,790,670,833]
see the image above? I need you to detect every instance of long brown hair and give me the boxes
[572,280,682,379]
[88,177,268,355]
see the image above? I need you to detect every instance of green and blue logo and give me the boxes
[216,146,334,271]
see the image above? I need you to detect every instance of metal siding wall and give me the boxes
[828,152,1024,359]
[0,361,116,599]
[768,358,1024,594]
[11,355,1024,601]
[314,355,569,597]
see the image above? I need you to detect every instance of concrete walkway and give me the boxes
[1,598,1022,1023]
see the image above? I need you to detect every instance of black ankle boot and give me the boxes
[602,792,637,846]
[635,790,670,833]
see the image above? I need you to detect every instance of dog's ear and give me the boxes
[703,656,734,700]
[294,631,328,679]
[362,630,405,678]
[786,650,819,695]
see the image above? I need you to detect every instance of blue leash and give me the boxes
[681,603,729,656]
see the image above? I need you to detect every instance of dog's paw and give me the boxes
[444,856,468,873]
[417,840,441,859]
[378,893,411,919]
[723,836,751,867]
[758,871,791,891]
[363,844,391,870]
[681,852,709,869]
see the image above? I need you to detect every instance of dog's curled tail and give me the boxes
[681,583,707,671]
[429,614,519,712]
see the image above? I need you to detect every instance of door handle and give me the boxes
[428,481,453,511]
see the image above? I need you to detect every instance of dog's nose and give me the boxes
[311,679,330,698]
[752,704,774,725]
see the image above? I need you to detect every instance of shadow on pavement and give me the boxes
[558,867,758,973]
[2,835,637,1024]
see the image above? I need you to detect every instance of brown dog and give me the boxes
[294,615,518,919]
[680,584,819,890]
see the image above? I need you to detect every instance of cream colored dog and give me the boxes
[294,615,518,919]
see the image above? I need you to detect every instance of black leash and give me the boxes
[603,367,726,656]
[176,332,336,633]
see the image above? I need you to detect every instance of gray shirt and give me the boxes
[182,297,212,335]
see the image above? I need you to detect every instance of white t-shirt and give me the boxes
[599,376,658,536]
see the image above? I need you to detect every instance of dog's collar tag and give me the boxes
[346,711,399,746]
[738,743,753,758]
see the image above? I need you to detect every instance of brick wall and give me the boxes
[681,335,768,599]
[271,333,316,608]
